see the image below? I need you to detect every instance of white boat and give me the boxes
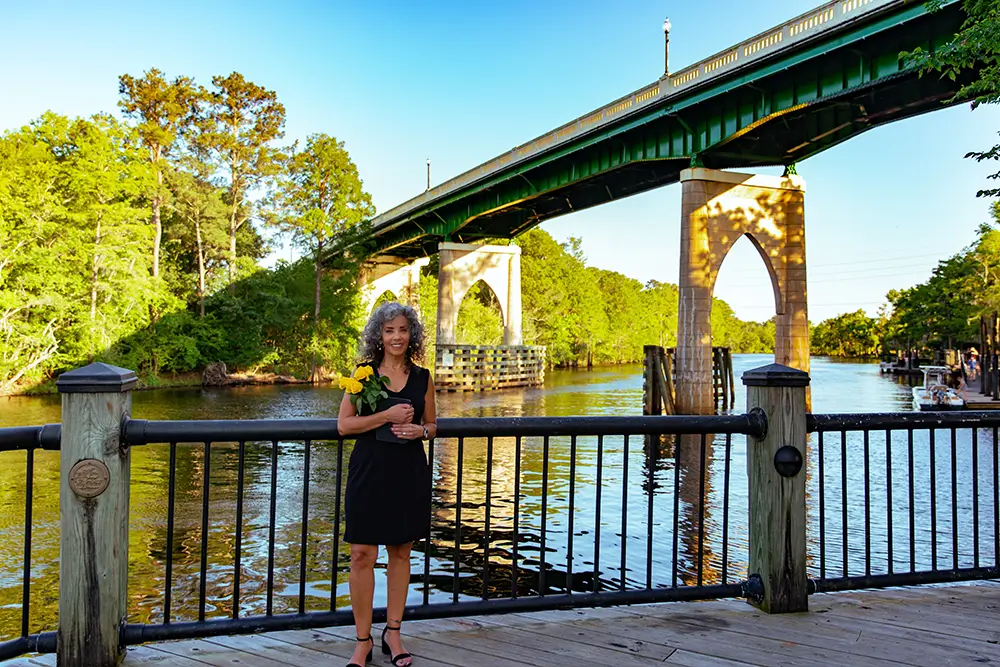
[912,366,965,411]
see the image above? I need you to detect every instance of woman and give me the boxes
[337,301,436,667]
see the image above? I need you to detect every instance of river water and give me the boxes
[1,355,996,641]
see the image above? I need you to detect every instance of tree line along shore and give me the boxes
[3,61,999,396]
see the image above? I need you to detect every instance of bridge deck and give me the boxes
[8,583,1000,666]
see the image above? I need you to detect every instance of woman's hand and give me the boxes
[384,403,414,424]
[391,423,425,440]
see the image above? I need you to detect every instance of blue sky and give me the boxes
[3,0,997,322]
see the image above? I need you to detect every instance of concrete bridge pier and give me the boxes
[675,168,808,414]
[360,256,430,313]
[436,242,522,345]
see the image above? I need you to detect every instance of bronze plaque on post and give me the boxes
[68,459,111,498]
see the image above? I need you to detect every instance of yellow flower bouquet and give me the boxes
[339,365,391,413]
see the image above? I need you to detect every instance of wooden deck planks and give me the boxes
[617,598,995,666]
[6,583,1000,666]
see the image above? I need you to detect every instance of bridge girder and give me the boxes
[340,1,968,263]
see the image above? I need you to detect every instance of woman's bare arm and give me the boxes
[421,373,437,439]
[337,392,390,436]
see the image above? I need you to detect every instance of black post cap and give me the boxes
[57,362,137,394]
[742,363,810,387]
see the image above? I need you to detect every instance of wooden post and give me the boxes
[712,348,721,411]
[56,362,136,667]
[654,354,672,415]
[723,349,730,410]
[979,317,986,395]
[662,349,676,413]
[660,349,676,415]
[742,363,809,613]
[979,311,1000,401]
[727,348,736,409]
[644,345,660,416]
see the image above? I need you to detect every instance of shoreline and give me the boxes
[3,353,878,398]
[3,370,321,398]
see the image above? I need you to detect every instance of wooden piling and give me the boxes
[643,345,659,415]
[980,311,1000,401]
[726,348,736,408]
[661,350,676,415]
[654,358,672,415]
[646,345,729,414]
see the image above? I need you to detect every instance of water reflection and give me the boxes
[1,356,997,642]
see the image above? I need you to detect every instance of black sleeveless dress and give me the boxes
[343,363,432,545]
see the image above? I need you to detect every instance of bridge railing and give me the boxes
[370,0,906,232]
[2,361,999,663]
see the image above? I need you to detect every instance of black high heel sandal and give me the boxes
[381,625,413,666]
[346,635,373,667]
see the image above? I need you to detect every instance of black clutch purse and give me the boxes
[375,397,413,443]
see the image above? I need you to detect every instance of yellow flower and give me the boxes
[338,376,363,394]
[353,365,374,381]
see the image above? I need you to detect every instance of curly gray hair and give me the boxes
[359,301,426,366]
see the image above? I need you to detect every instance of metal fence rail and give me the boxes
[120,414,762,645]
[5,404,1000,660]
[807,411,1000,592]
[0,424,59,662]
[0,413,764,658]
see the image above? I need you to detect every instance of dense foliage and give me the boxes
[1,70,367,394]
[811,310,882,358]
[884,205,1000,350]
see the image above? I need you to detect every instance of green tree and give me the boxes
[272,133,374,380]
[455,282,504,346]
[516,230,611,365]
[811,310,881,357]
[0,116,67,392]
[0,112,179,389]
[60,114,157,361]
[882,205,1000,353]
[909,0,1000,197]
[165,158,229,317]
[593,269,646,363]
[118,68,204,278]
[199,72,286,287]
[640,281,680,349]
[886,254,979,351]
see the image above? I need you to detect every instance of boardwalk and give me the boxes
[6,583,1000,666]
[964,375,1000,409]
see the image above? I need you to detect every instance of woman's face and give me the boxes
[381,314,411,358]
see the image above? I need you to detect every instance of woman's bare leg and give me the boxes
[349,544,378,664]
[384,542,413,666]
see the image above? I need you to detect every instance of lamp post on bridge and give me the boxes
[426,157,431,191]
[663,17,671,76]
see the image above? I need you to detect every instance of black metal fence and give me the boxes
[2,409,999,660]
[807,412,1000,591]
[0,425,60,660]
[1,414,760,658]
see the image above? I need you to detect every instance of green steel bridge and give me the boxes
[352,0,969,262]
